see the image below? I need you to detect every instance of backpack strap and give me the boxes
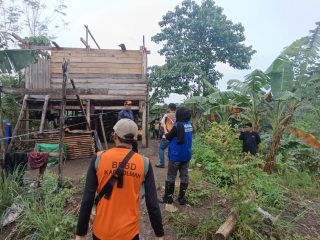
[95,150,135,205]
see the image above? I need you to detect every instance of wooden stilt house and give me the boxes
[5,45,149,157]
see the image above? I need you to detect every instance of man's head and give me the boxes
[113,119,138,146]
[242,122,253,132]
[167,103,176,113]
[124,100,132,111]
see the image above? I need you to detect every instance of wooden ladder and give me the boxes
[7,94,50,153]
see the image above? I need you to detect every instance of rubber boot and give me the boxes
[178,183,188,205]
[159,181,175,204]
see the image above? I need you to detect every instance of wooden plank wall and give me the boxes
[26,59,50,89]
[50,48,147,98]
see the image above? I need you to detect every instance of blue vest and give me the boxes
[168,122,192,162]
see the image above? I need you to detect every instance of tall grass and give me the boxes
[0,171,24,217]
[14,173,77,239]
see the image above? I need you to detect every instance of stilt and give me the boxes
[39,95,50,132]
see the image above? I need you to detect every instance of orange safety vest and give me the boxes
[93,148,148,240]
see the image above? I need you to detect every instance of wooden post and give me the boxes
[141,42,149,147]
[58,60,68,185]
[142,101,147,147]
[85,25,88,46]
[213,212,237,240]
[7,94,29,153]
[86,100,91,129]
[70,79,90,130]
[39,95,50,132]
[25,105,29,140]
[99,114,108,149]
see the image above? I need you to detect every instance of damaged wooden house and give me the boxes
[2,34,149,161]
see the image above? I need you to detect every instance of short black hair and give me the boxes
[168,103,176,111]
[118,136,135,144]
[244,122,253,128]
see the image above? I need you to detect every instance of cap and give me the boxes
[113,119,138,140]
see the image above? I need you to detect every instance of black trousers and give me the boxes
[167,160,190,184]
[93,233,139,240]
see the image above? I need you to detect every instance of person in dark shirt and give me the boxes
[117,100,138,153]
[118,100,134,120]
[239,122,261,155]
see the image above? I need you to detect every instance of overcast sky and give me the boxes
[56,0,320,103]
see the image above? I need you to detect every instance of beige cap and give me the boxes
[113,119,138,140]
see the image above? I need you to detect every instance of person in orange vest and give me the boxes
[75,119,164,240]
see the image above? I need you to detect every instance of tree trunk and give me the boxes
[213,212,237,240]
[264,105,297,174]
[264,126,284,174]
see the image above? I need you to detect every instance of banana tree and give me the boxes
[207,90,249,123]
[264,22,320,173]
[227,69,270,131]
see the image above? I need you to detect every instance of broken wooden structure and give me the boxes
[3,30,150,158]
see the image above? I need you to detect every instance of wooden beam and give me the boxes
[70,79,90,130]
[39,95,50,132]
[27,94,146,101]
[80,37,90,49]
[52,105,139,111]
[2,87,108,95]
[2,87,147,97]
[86,100,91,129]
[99,114,108,149]
[25,103,29,140]
[85,25,101,49]
[85,25,89,47]
[7,95,29,153]
[141,41,149,148]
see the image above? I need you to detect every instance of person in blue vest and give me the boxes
[159,107,192,205]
